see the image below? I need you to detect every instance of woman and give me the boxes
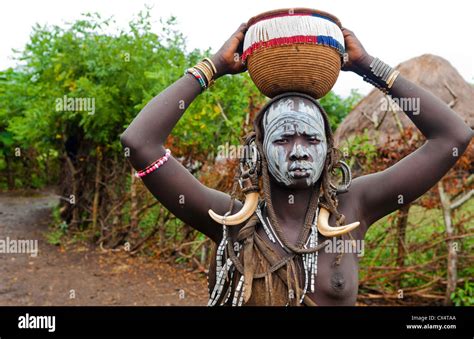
[120,22,473,306]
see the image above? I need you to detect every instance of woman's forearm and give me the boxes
[355,55,474,145]
[120,74,201,151]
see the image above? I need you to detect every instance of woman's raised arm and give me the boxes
[341,28,474,229]
[120,23,248,242]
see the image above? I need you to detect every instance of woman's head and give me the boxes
[261,96,327,188]
[254,93,337,190]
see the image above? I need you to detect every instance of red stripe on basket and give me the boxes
[242,35,319,62]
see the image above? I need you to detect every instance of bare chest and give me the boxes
[254,223,361,305]
[253,196,364,305]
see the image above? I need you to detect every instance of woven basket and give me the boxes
[243,8,344,99]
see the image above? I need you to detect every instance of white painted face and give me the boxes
[262,96,327,187]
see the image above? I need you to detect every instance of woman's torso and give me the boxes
[207,193,365,306]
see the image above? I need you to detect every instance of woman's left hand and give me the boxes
[341,27,372,73]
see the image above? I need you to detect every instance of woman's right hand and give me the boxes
[210,23,248,78]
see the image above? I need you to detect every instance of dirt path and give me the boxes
[0,189,208,306]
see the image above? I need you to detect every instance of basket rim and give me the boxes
[246,8,342,29]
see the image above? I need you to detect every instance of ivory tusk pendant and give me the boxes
[317,207,360,237]
[208,192,259,226]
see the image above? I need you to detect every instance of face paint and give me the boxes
[262,97,327,187]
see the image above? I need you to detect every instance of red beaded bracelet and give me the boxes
[135,149,171,178]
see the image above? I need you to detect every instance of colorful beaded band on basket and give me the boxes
[135,149,171,178]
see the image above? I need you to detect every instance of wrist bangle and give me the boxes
[203,57,218,74]
[185,58,217,92]
[186,67,207,91]
[194,62,214,87]
[362,74,389,94]
[363,57,399,93]
[386,70,400,89]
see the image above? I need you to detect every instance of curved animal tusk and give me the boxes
[208,192,259,226]
[317,207,360,237]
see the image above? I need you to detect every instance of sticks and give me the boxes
[450,189,473,210]
[360,254,448,284]
[92,147,102,231]
[438,181,458,305]
[408,232,474,254]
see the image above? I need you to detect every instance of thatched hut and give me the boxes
[334,54,473,148]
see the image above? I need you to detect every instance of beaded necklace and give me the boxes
[256,201,320,303]
[207,200,322,306]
